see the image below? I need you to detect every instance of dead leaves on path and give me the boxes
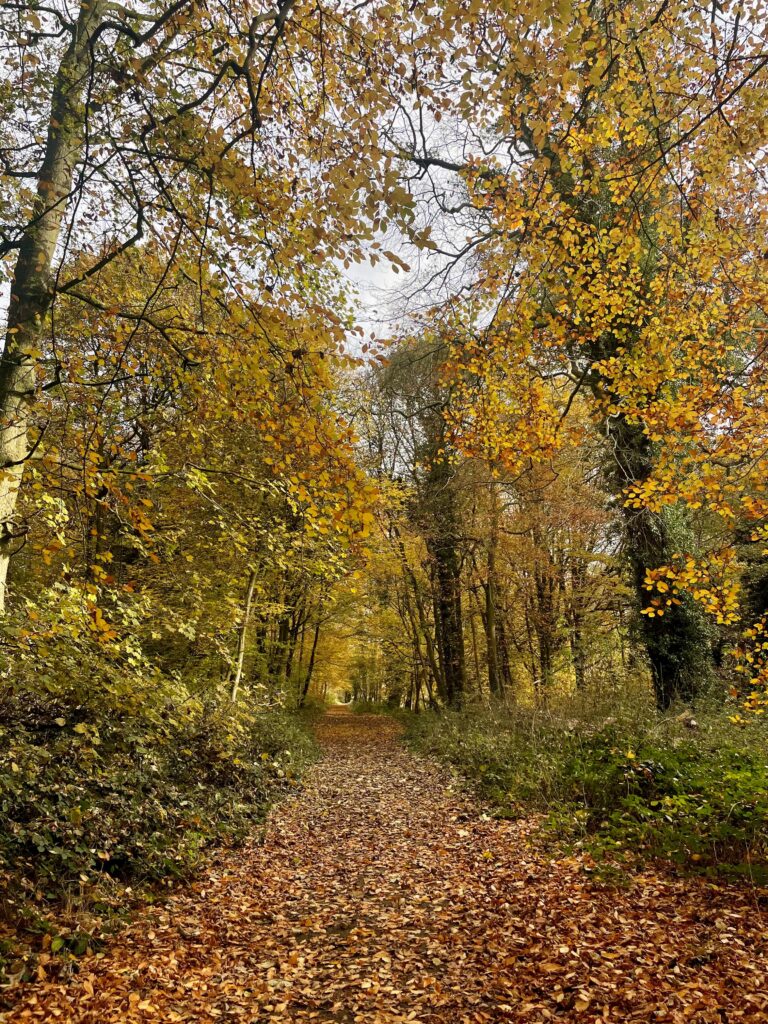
[4,710,768,1023]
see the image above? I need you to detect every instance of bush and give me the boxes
[0,648,317,983]
[406,694,768,881]
[349,700,393,714]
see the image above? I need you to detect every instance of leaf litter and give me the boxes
[4,709,767,1023]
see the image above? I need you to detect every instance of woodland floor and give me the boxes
[4,709,768,1023]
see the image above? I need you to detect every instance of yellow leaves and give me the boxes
[642,553,740,626]
[441,327,565,474]
[732,617,768,709]
[67,599,120,645]
[641,605,664,618]
[381,251,411,273]
[426,25,768,666]
[539,960,565,973]
[128,993,157,1013]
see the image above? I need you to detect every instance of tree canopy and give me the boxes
[2,0,768,992]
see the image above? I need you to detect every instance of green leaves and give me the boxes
[408,702,768,877]
[0,697,318,978]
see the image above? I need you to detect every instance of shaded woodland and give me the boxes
[1,0,768,992]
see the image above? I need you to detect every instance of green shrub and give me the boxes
[0,702,315,882]
[349,700,392,714]
[407,695,768,880]
[294,694,331,718]
[0,655,317,982]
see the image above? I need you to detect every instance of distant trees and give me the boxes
[388,1,768,708]
[356,342,627,707]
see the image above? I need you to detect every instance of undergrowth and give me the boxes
[406,691,768,883]
[348,700,404,715]
[0,661,317,987]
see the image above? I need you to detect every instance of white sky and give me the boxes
[344,256,411,344]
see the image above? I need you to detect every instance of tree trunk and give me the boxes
[468,597,482,693]
[394,532,443,696]
[538,632,554,697]
[606,414,714,709]
[496,603,515,695]
[284,609,302,686]
[569,557,588,690]
[483,574,503,698]
[484,483,503,697]
[0,0,107,610]
[298,617,321,707]
[570,615,587,691]
[230,569,257,702]
[269,611,291,692]
[430,545,466,707]
[532,528,557,695]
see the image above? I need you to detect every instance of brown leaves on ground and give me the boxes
[4,710,767,1023]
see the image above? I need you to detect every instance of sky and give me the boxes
[344,255,412,344]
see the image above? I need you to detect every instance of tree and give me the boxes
[356,342,627,707]
[0,0,430,610]
[396,1,768,705]
[363,340,469,706]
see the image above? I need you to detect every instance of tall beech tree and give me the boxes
[395,0,768,706]
[366,341,469,707]
[0,0,435,611]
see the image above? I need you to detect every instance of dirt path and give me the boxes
[6,711,767,1023]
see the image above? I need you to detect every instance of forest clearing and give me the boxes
[2,0,768,1018]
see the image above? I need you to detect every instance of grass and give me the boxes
[405,688,768,882]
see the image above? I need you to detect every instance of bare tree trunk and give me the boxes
[268,611,291,694]
[0,0,107,610]
[468,599,482,692]
[296,616,307,674]
[298,616,321,707]
[413,667,421,711]
[230,569,257,703]
[568,556,588,690]
[424,450,466,707]
[496,610,515,696]
[484,483,504,698]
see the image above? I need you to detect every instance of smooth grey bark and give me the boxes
[0,0,108,610]
[230,569,257,702]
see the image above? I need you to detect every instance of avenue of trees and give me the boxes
[1,0,768,974]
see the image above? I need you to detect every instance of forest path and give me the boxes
[6,710,767,1023]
